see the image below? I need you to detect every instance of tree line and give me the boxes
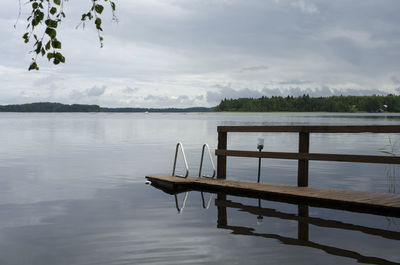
[0,102,101,112]
[0,102,213,113]
[214,94,400,112]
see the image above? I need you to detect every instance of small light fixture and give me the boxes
[257,138,264,150]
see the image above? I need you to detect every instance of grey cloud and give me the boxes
[144,94,197,106]
[87,85,106,97]
[392,76,400,85]
[290,0,319,14]
[262,86,390,97]
[212,84,232,89]
[68,86,107,100]
[2,0,400,108]
[33,76,66,88]
[195,95,204,100]
[69,90,85,100]
[177,95,189,101]
[326,37,362,64]
[206,85,264,104]
[331,88,389,96]
[108,0,400,78]
[240,65,269,72]
[123,87,140,94]
[144,95,165,101]
[260,87,283,97]
[276,80,313,85]
[207,85,392,104]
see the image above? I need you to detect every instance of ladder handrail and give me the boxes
[198,143,216,178]
[174,192,188,214]
[172,142,189,178]
[201,192,214,209]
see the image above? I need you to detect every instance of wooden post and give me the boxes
[298,204,309,241]
[298,132,310,187]
[217,131,227,179]
[217,193,227,228]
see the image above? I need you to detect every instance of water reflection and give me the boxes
[2,113,400,264]
[152,184,400,265]
[215,196,400,265]
[174,192,189,214]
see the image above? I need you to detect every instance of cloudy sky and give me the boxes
[1,0,400,107]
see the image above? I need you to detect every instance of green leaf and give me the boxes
[45,27,57,39]
[50,7,57,15]
[47,52,55,61]
[95,5,104,14]
[32,2,38,9]
[45,41,51,50]
[54,52,65,64]
[45,19,58,28]
[28,62,39,71]
[53,0,61,6]
[51,40,62,49]
[23,32,29,43]
[35,41,42,54]
[111,2,116,11]
[95,17,102,30]
[55,52,63,60]
[32,19,39,27]
[35,10,44,21]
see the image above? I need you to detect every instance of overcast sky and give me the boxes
[1,0,400,107]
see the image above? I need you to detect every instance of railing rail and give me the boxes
[218,125,400,133]
[199,143,216,178]
[215,125,400,187]
[172,142,189,178]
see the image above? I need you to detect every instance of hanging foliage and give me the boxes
[18,0,117,70]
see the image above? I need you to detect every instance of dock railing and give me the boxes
[215,125,400,187]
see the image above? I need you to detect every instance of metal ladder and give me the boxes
[172,142,189,178]
[198,143,216,178]
[172,142,216,212]
[198,144,215,209]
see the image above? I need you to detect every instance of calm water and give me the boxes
[0,112,399,264]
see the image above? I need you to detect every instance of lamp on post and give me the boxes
[257,138,264,183]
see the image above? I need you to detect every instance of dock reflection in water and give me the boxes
[153,184,400,265]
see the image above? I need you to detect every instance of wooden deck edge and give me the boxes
[145,176,400,217]
[217,125,400,133]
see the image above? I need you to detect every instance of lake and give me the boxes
[0,112,399,264]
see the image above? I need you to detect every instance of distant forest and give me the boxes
[214,94,400,112]
[0,102,101,112]
[2,95,400,113]
[0,102,213,113]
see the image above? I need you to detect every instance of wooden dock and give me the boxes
[146,175,400,217]
[147,125,400,217]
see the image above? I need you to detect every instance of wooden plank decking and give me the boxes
[145,175,400,217]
